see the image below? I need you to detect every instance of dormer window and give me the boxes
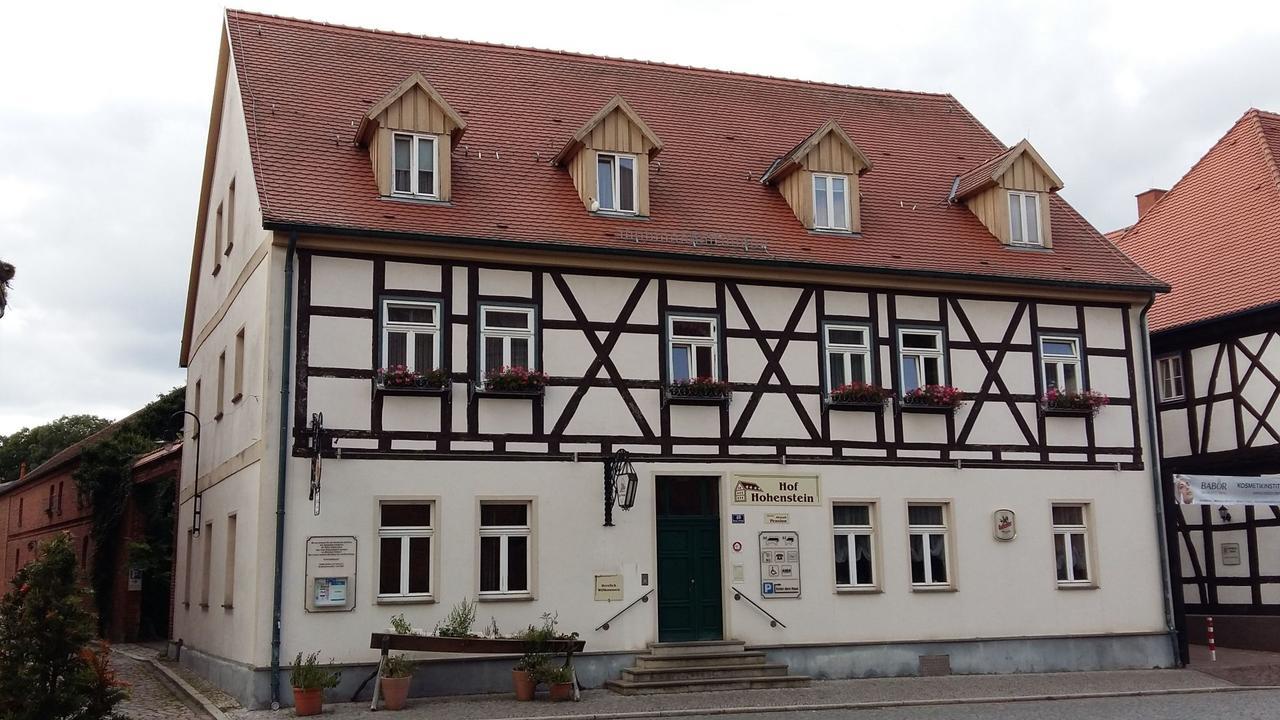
[1009,191,1042,246]
[596,152,637,213]
[392,133,438,198]
[813,174,850,231]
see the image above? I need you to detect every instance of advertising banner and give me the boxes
[1172,474,1280,506]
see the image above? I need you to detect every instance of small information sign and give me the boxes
[305,536,356,612]
[1221,543,1242,566]
[594,573,624,601]
[758,531,801,598]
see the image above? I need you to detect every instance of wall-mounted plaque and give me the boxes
[1221,543,1242,566]
[305,536,356,612]
[758,531,801,598]
[993,509,1016,541]
[765,513,790,524]
[594,573,623,601]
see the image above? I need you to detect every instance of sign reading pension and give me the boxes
[732,475,819,505]
[1172,474,1280,506]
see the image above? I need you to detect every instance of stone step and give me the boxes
[646,640,747,657]
[604,674,812,696]
[634,651,770,669]
[621,663,790,683]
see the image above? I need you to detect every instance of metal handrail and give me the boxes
[594,589,654,631]
[732,590,787,628]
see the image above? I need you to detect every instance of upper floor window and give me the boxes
[479,502,531,597]
[392,133,437,198]
[898,328,945,392]
[480,305,536,377]
[596,152,636,213]
[833,503,876,589]
[1157,355,1185,403]
[813,173,849,231]
[378,502,434,600]
[382,299,441,372]
[1052,504,1092,586]
[824,324,872,391]
[667,315,719,382]
[1040,336,1082,393]
[1008,191,1043,246]
[907,503,951,588]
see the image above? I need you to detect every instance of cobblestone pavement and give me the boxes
[113,649,207,720]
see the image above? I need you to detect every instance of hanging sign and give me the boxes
[1172,474,1280,506]
[758,531,801,598]
[732,476,819,506]
[993,509,1016,541]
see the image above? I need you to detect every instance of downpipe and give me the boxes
[270,232,297,708]
[1138,295,1181,665]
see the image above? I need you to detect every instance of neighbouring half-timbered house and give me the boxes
[1115,108,1280,656]
[177,10,1175,708]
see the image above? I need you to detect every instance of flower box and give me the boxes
[376,366,451,396]
[899,385,965,414]
[475,366,550,398]
[1040,389,1109,417]
[826,382,891,412]
[664,377,732,406]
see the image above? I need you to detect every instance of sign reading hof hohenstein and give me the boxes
[594,573,623,601]
[759,531,801,598]
[305,536,357,612]
[732,475,819,505]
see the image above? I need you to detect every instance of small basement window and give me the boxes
[596,152,636,213]
[1008,191,1043,246]
[813,173,850,231]
[392,133,438,198]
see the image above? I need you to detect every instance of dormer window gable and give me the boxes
[950,139,1063,249]
[761,120,873,234]
[553,95,663,217]
[356,72,467,202]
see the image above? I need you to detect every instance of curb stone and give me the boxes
[115,647,232,720]
[487,684,1280,720]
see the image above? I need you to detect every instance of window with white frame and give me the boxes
[1052,504,1091,585]
[667,315,719,382]
[812,173,850,231]
[479,502,530,596]
[1157,355,1185,402]
[1008,191,1043,246]
[382,299,441,372]
[824,324,873,391]
[378,502,433,598]
[1040,336,1082,393]
[479,305,536,378]
[898,329,945,391]
[833,504,876,589]
[392,133,438,197]
[596,152,637,213]
[907,504,950,587]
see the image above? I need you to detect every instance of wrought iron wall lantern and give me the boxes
[309,413,325,516]
[603,449,639,527]
[171,409,202,537]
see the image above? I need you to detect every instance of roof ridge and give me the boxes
[225,8,957,102]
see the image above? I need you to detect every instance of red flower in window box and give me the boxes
[377,365,450,389]
[902,384,966,408]
[667,376,732,398]
[1041,388,1109,415]
[483,366,550,392]
[828,382,893,405]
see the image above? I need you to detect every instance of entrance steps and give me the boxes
[605,640,811,695]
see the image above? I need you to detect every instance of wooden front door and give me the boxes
[656,476,723,642]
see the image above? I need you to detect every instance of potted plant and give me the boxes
[541,664,575,701]
[665,376,732,404]
[1040,388,1109,416]
[433,597,478,638]
[388,612,413,635]
[289,651,340,716]
[827,381,893,408]
[483,366,550,393]
[377,365,450,391]
[512,652,544,701]
[379,653,414,711]
[901,384,965,412]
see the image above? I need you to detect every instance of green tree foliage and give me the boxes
[0,534,128,720]
[0,414,111,483]
[0,260,13,318]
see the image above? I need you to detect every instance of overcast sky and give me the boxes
[1,0,1278,434]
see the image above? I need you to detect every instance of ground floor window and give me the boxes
[1052,504,1091,586]
[378,502,433,599]
[479,502,531,596]
[908,503,950,587]
[833,503,876,589]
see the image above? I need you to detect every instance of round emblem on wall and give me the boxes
[732,541,743,553]
[993,509,1017,541]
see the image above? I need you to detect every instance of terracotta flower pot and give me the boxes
[512,669,536,701]
[292,687,323,716]
[380,674,411,710]
[549,680,574,701]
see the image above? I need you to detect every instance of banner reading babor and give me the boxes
[1172,474,1280,506]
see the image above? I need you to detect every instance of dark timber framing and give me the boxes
[293,247,1145,471]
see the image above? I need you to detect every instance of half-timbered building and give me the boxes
[176,10,1175,707]
[1116,108,1280,656]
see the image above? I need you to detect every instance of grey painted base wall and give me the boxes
[184,633,1175,709]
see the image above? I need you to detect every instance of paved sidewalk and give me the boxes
[231,668,1249,719]
[1190,644,1280,686]
[112,646,207,720]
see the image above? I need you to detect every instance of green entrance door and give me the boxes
[656,476,723,642]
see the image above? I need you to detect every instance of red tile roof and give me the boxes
[1115,109,1280,331]
[222,10,1162,292]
